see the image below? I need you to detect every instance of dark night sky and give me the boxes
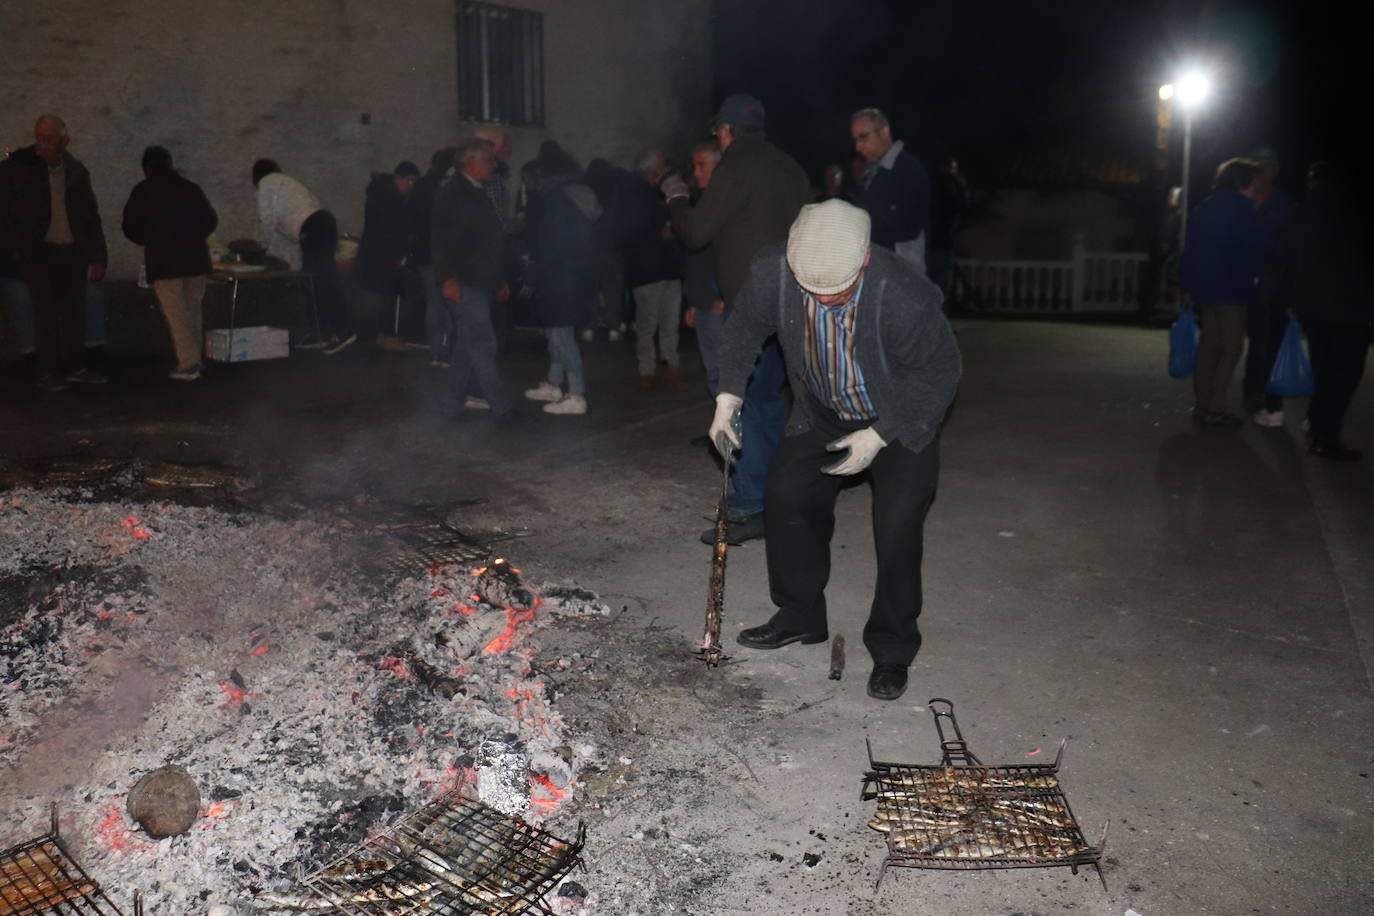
[711,0,1355,195]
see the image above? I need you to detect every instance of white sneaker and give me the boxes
[543,394,587,415]
[524,381,563,402]
[1252,409,1285,428]
[607,329,622,342]
[580,328,595,343]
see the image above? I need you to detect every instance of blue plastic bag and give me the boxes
[1168,306,1198,379]
[1267,316,1315,397]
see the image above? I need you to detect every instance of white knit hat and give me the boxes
[786,199,872,295]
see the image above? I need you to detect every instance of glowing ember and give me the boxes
[120,515,152,539]
[528,772,566,815]
[483,597,540,655]
[218,681,248,705]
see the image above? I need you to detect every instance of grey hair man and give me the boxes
[431,137,513,420]
[850,107,932,272]
[473,125,513,227]
[683,141,725,395]
[708,199,961,701]
[0,114,108,391]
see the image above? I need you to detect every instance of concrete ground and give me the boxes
[3,319,1371,915]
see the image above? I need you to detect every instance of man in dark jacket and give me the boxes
[664,93,813,544]
[708,199,961,701]
[1290,162,1373,460]
[121,146,218,380]
[852,108,932,271]
[619,150,684,389]
[408,147,457,365]
[0,114,108,391]
[1180,158,1267,425]
[353,160,420,350]
[431,138,512,419]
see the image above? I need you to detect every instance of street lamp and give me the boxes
[1160,71,1211,251]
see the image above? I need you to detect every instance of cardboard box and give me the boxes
[205,326,290,363]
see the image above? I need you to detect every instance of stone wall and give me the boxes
[0,0,711,280]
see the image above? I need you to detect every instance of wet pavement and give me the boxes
[3,319,1371,914]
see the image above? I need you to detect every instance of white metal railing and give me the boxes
[955,234,1148,314]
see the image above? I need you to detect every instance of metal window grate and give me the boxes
[862,699,1107,889]
[0,807,137,915]
[287,790,584,914]
[455,2,544,126]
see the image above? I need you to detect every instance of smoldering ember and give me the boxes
[0,474,612,912]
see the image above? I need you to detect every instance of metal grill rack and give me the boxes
[292,791,585,914]
[862,698,1107,889]
[376,528,490,575]
[0,807,138,916]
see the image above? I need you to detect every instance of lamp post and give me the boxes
[1159,72,1211,253]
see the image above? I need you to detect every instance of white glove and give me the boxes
[822,427,886,476]
[708,393,744,457]
[660,172,690,201]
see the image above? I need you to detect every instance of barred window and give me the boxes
[455,2,545,126]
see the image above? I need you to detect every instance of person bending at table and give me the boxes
[251,158,355,355]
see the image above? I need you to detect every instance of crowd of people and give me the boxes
[1179,151,1372,460]
[8,102,1364,698]
[0,105,969,415]
[0,98,965,702]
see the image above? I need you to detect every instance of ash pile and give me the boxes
[0,480,609,914]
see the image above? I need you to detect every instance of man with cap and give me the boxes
[708,199,961,701]
[662,93,813,545]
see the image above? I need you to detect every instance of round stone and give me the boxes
[127,765,201,838]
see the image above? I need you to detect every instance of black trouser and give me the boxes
[1306,316,1372,448]
[300,210,349,339]
[23,243,87,379]
[764,398,940,667]
[1242,265,1285,412]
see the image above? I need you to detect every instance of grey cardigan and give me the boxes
[718,244,961,454]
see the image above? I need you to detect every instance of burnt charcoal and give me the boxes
[541,585,598,603]
[230,669,246,689]
[404,653,465,699]
[210,786,242,801]
[471,559,535,610]
[558,880,587,900]
[315,631,335,641]
[802,852,822,868]
[291,790,410,866]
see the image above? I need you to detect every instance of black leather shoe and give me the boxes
[736,623,829,650]
[700,512,766,545]
[867,664,909,701]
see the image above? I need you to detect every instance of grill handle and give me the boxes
[928,697,983,765]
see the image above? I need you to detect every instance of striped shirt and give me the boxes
[801,278,876,420]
